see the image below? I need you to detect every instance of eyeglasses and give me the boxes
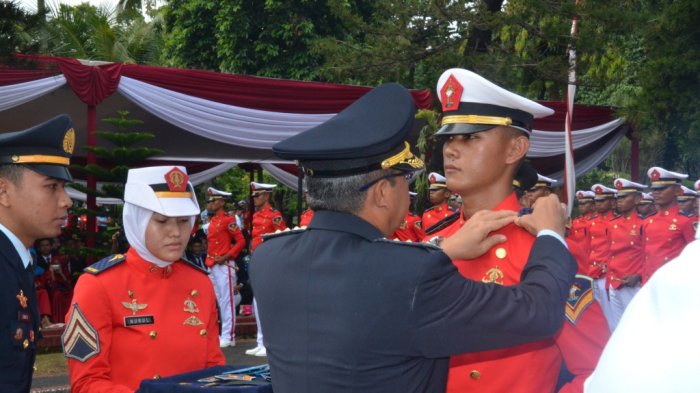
[358,171,415,192]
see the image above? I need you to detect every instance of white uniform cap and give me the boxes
[532,173,557,189]
[251,182,277,194]
[206,186,232,202]
[694,180,700,192]
[647,166,688,189]
[613,178,646,195]
[409,191,417,197]
[591,184,616,200]
[679,185,698,198]
[435,68,554,136]
[576,190,595,200]
[428,172,447,189]
[639,192,654,204]
[124,166,200,217]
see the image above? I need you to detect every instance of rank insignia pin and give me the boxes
[122,299,148,315]
[17,290,28,309]
[183,298,199,314]
[183,315,204,326]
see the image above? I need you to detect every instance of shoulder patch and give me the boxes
[62,303,100,362]
[83,254,126,275]
[424,212,460,235]
[272,216,283,225]
[565,274,594,325]
[414,220,422,231]
[374,238,441,251]
[181,259,209,275]
[228,222,238,231]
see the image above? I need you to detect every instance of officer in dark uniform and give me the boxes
[250,83,577,393]
[0,115,74,393]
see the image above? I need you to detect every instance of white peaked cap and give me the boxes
[124,166,200,217]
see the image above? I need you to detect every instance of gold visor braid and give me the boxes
[441,115,512,127]
[11,155,70,165]
[381,141,424,170]
[154,192,193,198]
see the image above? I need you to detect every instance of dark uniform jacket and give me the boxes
[1,231,40,393]
[250,210,576,393]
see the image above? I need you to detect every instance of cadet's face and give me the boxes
[678,199,695,213]
[429,188,449,204]
[525,187,550,206]
[38,239,52,256]
[615,193,640,214]
[253,193,269,208]
[144,213,193,262]
[190,242,202,255]
[442,128,512,197]
[578,201,593,215]
[0,169,72,246]
[595,198,612,213]
[651,185,679,208]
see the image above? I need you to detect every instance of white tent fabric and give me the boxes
[118,76,334,149]
[0,75,67,111]
[261,163,301,190]
[527,118,626,157]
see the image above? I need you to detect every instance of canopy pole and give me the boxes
[296,166,304,226]
[86,104,97,249]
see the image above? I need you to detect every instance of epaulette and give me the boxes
[678,210,693,218]
[423,205,438,213]
[261,228,306,241]
[84,254,126,275]
[424,212,460,235]
[610,213,622,221]
[374,238,441,251]
[642,211,657,219]
[181,259,209,275]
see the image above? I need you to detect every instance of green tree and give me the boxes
[0,0,45,58]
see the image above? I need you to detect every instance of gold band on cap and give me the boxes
[441,115,512,127]
[11,155,70,165]
[651,180,678,186]
[616,188,641,193]
[381,141,424,170]
[154,192,193,198]
[512,180,521,188]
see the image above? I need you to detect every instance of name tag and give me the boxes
[124,315,155,327]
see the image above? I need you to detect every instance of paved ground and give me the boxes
[31,338,267,392]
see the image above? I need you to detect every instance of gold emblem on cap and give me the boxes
[63,128,75,154]
[168,170,185,189]
[23,339,29,349]
[381,141,424,170]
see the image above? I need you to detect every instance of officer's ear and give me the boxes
[368,178,392,210]
[0,177,12,207]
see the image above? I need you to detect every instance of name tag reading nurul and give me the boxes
[124,315,155,327]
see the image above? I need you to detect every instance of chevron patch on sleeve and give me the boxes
[565,274,594,325]
[62,303,100,362]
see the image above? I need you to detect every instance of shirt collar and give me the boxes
[0,222,32,268]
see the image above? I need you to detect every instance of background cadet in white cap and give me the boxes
[636,192,656,219]
[204,187,246,348]
[246,181,287,358]
[677,185,698,217]
[605,178,646,332]
[425,68,602,393]
[570,190,595,255]
[641,167,695,284]
[522,173,557,209]
[584,199,700,393]
[586,183,616,324]
[64,166,225,392]
[0,115,74,393]
[421,172,456,232]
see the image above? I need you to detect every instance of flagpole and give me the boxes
[564,0,580,216]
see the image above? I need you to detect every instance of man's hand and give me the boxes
[514,194,567,238]
[440,210,516,260]
[621,274,641,287]
[212,255,227,264]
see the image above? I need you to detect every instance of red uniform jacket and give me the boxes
[586,212,613,279]
[65,249,225,392]
[251,203,287,251]
[606,213,644,289]
[391,212,423,242]
[568,215,591,260]
[641,206,695,283]
[299,209,314,228]
[429,194,608,393]
[421,202,456,232]
[205,210,246,268]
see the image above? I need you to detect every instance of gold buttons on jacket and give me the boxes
[495,248,507,259]
[150,331,157,339]
[469,370,481,380]
[153,374,161,379]
[200,329,207,336]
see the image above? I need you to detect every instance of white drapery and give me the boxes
[0,76,67,111]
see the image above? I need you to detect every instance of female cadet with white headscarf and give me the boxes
[63,166,225,393]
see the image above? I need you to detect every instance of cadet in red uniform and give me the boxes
[426,68,607,393]
[606,178,645,332]
[63,166,224,393]
[299,208,314,227]
[569,191,594,259]
[391,191,423,241]
[421,172,456,231]
[587,184,615,322]
[249,182,286,252]
[205,187,246,348]
[636,192,656,219]
[246,181,287,358]
[521,173,557,209]
[641,167,695,284]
